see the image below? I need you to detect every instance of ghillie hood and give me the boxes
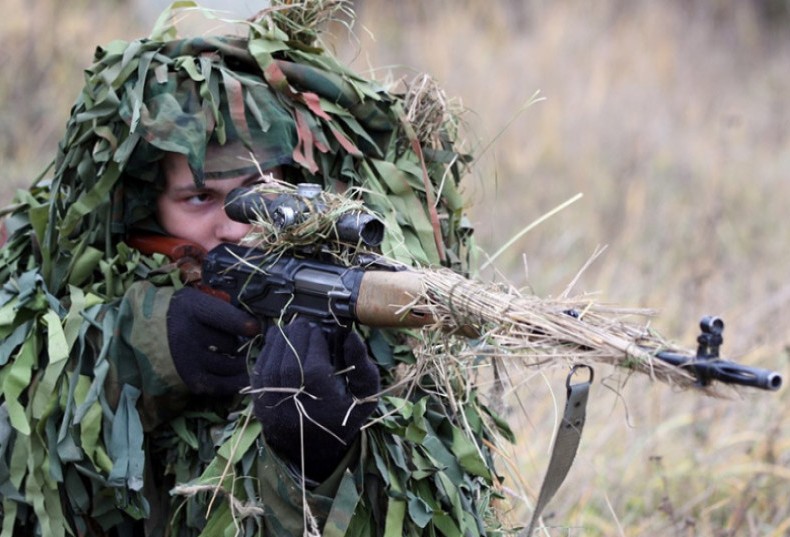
[4,0,472,301]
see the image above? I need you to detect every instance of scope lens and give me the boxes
[359,218,385,247]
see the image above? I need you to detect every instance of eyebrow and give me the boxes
[169,184,207,194]
[239,171,283,187]
[168,171,280,195]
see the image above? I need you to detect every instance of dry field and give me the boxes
[349,2,790,535]
[2,1,788,535]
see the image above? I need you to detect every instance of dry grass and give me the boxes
[4,0,789,535]
[0,0,146,195]
[413,268,716,389]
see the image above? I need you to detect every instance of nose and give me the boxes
[216,216,252,246]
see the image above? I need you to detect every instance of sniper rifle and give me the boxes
[197,185,783,392]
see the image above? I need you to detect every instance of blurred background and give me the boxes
[2,0,789,535]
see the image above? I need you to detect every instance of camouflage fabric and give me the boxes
[108,281,189,429]
[0,2,510,536]
[117,36,297,184]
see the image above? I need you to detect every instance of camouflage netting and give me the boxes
[0,1,510,536]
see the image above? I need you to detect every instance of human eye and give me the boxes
[184,191,214,206]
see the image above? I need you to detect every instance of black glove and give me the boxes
[167,287,260,396]
[251,318,380,481]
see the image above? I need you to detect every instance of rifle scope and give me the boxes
[224,185,384,247]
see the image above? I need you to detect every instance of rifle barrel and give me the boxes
[655,351,783,391]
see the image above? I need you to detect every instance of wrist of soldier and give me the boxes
[265,428,357,484]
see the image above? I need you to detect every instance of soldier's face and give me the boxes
[156,153,279,251]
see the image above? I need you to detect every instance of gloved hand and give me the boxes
[251,318,380,481]
[166,287,260,396]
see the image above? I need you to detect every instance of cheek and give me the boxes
[156,196,183,236]
[156,199,230,250]
[157,198,203,239]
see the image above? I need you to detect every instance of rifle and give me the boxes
[202,242,782,392]
[135,184,784,392]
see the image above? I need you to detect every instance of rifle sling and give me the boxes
[525,365,593,535]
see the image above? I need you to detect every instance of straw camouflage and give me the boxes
[0,2,507,536]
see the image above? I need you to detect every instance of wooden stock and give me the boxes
[126,234,229,300]
[127,234,207,285]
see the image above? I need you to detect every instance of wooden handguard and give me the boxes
[355,270,478,337]
[355,270,433,328]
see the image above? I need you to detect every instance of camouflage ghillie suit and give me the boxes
[0,4,511,536]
